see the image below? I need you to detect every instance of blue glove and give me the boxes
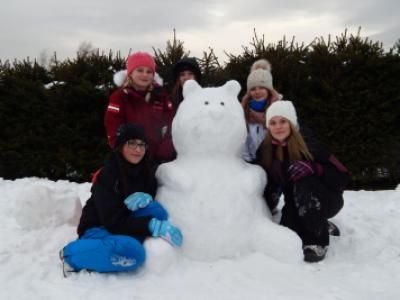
[288,161,314,182]
[124,192,153,212]
[148,218,183,247]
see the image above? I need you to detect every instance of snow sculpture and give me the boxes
[14,185,82,230]
[154,80,301,263]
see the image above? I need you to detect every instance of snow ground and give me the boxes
[1,177,399,300]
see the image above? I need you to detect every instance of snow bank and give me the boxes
[13,183,81,230]
[1,178,399,299]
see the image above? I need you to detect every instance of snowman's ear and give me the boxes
[183,80,202,98]
[223,80,241,97]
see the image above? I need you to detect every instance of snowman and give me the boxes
[148,80,301,266]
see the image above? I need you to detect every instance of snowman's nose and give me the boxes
[209,108,222,120]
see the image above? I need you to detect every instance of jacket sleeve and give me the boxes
[144,163,158,199]
[104,90,126,148]
[91,170,152,238]
[153,91,176,162]
[302,127,349,192]
[320,155,350,192]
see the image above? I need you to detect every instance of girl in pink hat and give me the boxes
[105,52,176,164]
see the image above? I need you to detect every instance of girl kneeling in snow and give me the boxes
[60,123,182,276]
[257,101,349,263]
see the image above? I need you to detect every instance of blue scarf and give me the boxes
[249,99,268,112]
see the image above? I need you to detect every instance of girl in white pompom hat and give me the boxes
[241,59,282,163]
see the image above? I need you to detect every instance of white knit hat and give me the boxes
[246,59,273,92]
[266,100,299,129]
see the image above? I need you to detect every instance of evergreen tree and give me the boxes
[0,29,398,188]
[153,29,190,88]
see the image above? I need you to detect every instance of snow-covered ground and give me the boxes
[1,177,399,300]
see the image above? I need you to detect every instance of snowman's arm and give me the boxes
[156,163,194,191]
[239,164,267,194]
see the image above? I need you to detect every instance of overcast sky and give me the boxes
[1,0,399,63]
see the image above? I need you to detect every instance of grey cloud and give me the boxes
[344,0,400,28]
[0,0,220,60]
[0,0,398,61]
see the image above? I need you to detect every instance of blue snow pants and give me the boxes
[63,201,168,273]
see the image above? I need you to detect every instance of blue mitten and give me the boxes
[148,218,183,247]
[124,192,153,212]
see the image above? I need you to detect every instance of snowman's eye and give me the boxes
[204,101,209,105]
[220,102,225,106]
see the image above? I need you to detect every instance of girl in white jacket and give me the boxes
[241,59,281,162]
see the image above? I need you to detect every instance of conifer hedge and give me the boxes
[0,30,399,189]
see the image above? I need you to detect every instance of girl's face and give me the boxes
[179,70,196,86]
[129,67,154,91]
[122,139,147,164]
[268,116,291,142]
[250,87,269,101]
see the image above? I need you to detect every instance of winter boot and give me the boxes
[327,221,340,236]
[303,245,327,263]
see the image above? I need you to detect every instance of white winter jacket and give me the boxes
[242,123,267,162]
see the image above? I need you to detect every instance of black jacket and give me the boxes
[257,127,349,199]
[77,152,157,238]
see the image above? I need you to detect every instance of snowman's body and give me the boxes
[154,80,301,263]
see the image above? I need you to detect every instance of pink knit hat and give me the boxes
[127,52,156,75]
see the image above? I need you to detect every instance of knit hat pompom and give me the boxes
[247,59,274,92]
[250,59,271,73]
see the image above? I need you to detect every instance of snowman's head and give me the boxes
[172,80,247,157]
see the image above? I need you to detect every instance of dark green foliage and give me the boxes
[0,53,113,181]
[153,29,190,87]
[0,29,399,189]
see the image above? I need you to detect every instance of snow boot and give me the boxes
[303,245,327,263]
[327,221,340,236]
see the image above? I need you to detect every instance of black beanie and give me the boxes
[114,123,147,149]
[172,57,202,83]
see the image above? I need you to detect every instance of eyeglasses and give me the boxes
[126,140,147,151]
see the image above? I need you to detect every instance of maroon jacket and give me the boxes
[105,85,176,163]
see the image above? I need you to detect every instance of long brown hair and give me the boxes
[261,122,314,169]
[171,80,183,109]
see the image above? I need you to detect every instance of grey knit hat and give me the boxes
[246,59,274,92]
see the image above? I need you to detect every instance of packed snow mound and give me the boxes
[13,183,82,230]
[1,178,400,299]
[156,80,301,262]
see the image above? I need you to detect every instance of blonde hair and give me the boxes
[261,122,313,168]
[122,74,154,102]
